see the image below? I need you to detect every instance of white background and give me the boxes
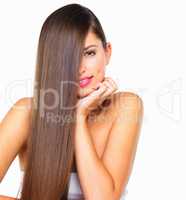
[0,0,186,199]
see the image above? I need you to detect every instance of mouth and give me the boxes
[79,76,93,88]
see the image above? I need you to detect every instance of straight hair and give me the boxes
[17,3,107,200]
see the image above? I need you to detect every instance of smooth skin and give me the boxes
[0,31,143,199]
[0,97,32,200]
[0,196,16,200]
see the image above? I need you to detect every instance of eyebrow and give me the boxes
[83,45,98,51]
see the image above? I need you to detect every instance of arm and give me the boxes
[75,92,143,200]
[0,195,18,200]
[0,97,31,182]
[74,116,115,200]
[101,92,143,199]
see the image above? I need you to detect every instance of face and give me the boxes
[77,31,112,98]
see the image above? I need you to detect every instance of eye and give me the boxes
[84,50,96,57]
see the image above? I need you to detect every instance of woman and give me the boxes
[0,3,143,200]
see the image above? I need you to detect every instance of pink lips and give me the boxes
[79,76,93,88]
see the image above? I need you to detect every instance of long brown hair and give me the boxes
[17,3,107,200]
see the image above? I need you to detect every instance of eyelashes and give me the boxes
[84,50,96,57]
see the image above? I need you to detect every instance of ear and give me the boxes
[105,42,112,65]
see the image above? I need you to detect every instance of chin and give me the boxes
[78,87,96,98]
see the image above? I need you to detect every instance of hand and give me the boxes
[76,77,118,118]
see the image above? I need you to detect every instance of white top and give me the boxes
[2,171,127,199]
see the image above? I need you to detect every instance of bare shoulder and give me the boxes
[112,91,143,122]
[0,97,33,182]
[114,91,143,106]
[14,97,33,111]
[0,97,33,138]
[100,91,143,199]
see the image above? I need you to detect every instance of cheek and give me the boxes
[78,56,106,97]
[96,65,105,80]
[87,55,106,78]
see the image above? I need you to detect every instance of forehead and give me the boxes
[84,31,101,47]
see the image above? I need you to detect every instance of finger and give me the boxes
[98,82,111,97]
[90,83,107,98]
[102,79,112,90]
[80,84,107,109]
[103,77,115,89]
[101,85,115,99]
[104,77,118,90]
[101,80,118,98]
[101,79,116,98]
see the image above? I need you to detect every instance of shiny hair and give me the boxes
[18,3,107,200]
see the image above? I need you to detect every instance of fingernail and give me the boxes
[95,85,99,90]
[97,83,101,87]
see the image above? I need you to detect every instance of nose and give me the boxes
[79,65,86,76]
